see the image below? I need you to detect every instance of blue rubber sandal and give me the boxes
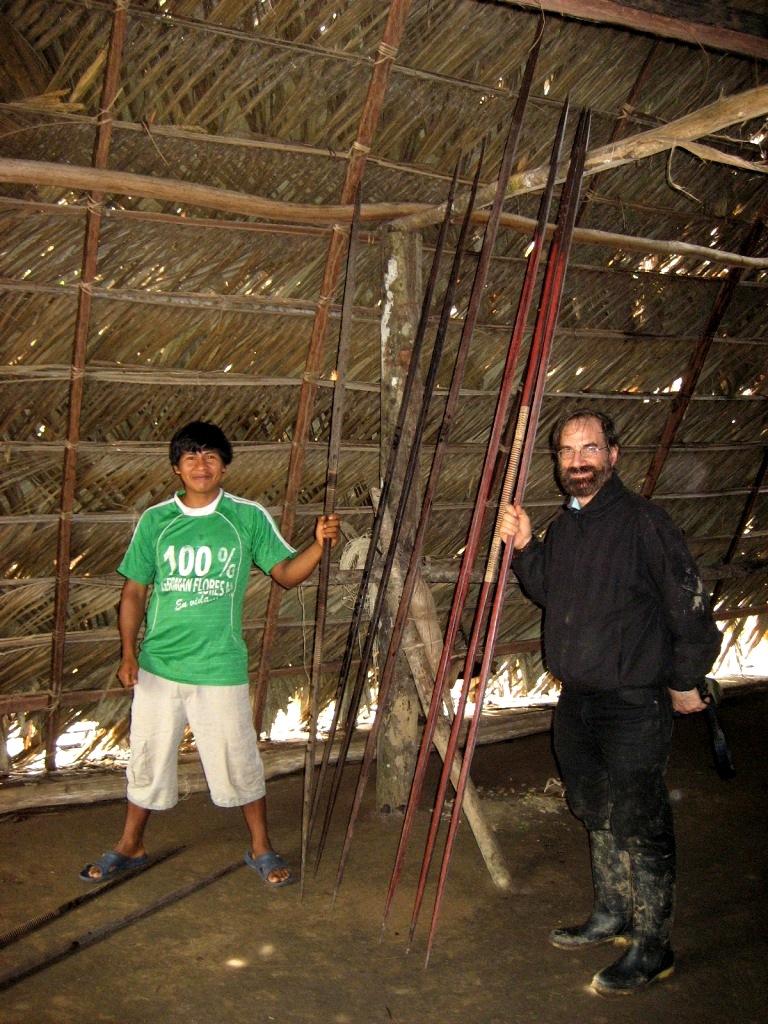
[79,850,149,883]
[244,850,293,888]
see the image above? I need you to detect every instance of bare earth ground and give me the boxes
[0,690,765,1024]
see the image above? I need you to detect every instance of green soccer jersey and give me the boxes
[118,490,296,685]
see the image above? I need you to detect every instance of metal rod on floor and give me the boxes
[0,845,186,951]
[0,859,245,993]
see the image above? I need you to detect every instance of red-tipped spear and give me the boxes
[422,107,592,968]
[301,186,362,894]
[380,93,570,937]
[330,37,544,902]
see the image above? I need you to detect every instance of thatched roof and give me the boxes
[1,0,766,769]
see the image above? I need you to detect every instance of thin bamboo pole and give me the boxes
[252,0,414,735]
[421,109,592,967]
[45,1,128,772]
[381,94,569,933]
[300,188,362,894]
[330,38,543,900]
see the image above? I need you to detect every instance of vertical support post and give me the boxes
[376,228,423,812]
[46,1,128,772]
[0,715,10,777]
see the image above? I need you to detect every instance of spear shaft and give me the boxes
[422,108,592,967]
[309,163,462,868]
[331,38,543,901]
[314,156,481,875]
[382,94,569,935]
[301,187,362,893]
[327,153,482,897]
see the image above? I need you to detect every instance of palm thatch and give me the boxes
[0,0,766,777]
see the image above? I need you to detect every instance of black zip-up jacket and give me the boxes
[511,473,722,694]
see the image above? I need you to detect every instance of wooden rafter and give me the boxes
[495,0,768,61]
[641,206,767,498]
[392,82,768,230]
[710,449,768,608]
[576,39,662,224]
[2,156,768,273]
[5,80,766,262]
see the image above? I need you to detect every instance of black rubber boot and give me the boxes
[549,830,632,949]
[592,851,675,995]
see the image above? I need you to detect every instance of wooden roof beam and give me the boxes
[45,1,128,773]
[3,155,768,271]
[494,0,768,61]
[392,82,768,231]
[710,449,768,609]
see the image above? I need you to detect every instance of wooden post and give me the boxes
[46,1,128,771]
[376,229,422,813]
[0,716,10,777]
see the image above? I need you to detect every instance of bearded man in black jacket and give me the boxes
[500,407,722,996]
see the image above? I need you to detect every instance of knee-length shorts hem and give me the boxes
[126,670,266,811]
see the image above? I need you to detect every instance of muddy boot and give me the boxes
[592,851,675,995]
[549,830,632,949]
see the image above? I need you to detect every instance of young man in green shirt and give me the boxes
[81,421,340,887]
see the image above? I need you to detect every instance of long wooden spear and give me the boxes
[300,187,362,893]
[307,163,462,852]
[313,154,483,874]
[421,108,592,967]
[380,94,570,935]
[330,38,543,900]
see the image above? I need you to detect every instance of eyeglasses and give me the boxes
[556,444,609,462]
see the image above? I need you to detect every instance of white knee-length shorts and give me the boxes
[126,670,266,811]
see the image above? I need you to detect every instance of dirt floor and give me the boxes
[0,689,765,1024]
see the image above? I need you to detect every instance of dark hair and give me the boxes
[549,407,620,452]
[169,421,233,466]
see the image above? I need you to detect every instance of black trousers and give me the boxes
[553,686,675,860]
